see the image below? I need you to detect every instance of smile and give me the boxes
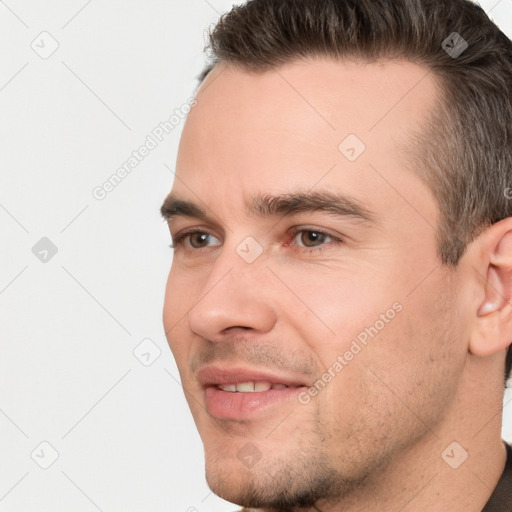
[218,381,288,392]
[197,365,308,419]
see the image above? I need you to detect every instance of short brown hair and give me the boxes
[198,0,512,381]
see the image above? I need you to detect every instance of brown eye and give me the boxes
[189,232,214,248]
[171,230,221,250]
[296,230,332,248]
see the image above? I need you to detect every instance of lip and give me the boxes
[197,365,309,420]
[197,365,306,387]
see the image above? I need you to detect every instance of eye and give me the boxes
[294,230,334,248]
[288,228,342,253]
[170,227,341,253]
[171,230,221,250]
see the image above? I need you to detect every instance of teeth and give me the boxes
[254,381,272,391]
[236,382,255,392]
[218,381,288,392]
[219,384,237,392]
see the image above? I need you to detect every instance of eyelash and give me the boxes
[170,227,342,254]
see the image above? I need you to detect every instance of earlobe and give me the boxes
[477,301,498,316]
[468,222,512,357]
[471,307,506,358]
[476,264,506,318]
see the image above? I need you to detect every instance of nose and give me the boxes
[187,251,277,342]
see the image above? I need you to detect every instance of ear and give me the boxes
[469,218,512,357]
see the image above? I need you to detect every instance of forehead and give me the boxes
[173,58,439,223]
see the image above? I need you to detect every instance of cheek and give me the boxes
[163,262,205,320]
[162,269,179,335]
[327,275,461,415]
[274,261,397,356]
[162,265,198,358]
[310,296,459,459]
[286,265,460,411]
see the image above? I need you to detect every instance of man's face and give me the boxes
[162,59,469,508]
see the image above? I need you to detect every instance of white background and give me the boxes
[1,1,511,511]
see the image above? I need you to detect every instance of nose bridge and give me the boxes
[187,238,276,338]
[207,233,268,291]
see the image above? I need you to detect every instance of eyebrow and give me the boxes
[160,196,209,221]
[160,190,376,225]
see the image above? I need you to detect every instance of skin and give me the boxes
[162,58,510,511]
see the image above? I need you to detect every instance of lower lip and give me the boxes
[204,386,305,420]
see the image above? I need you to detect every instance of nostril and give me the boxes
[218,326,256,341]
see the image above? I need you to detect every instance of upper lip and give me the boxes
[197,365,307,388]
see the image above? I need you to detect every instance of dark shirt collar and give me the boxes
[482,443,512,511]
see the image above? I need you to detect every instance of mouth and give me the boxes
[217,381,289,392]
[197,365,309,420]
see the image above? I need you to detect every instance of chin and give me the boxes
[203,440,344,509]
